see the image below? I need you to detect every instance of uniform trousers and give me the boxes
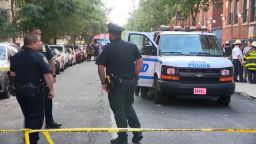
[43,88,54,125]
[232,59,244,81]
[108,80,142,139]
[16,87,44,144]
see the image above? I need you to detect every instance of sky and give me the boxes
[103,0,139,26]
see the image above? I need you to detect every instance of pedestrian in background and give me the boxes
[30,28,62,128]
[232,39,246,82]
[96,23,143,144]
[224,41,232,59]
[10,34,54,144]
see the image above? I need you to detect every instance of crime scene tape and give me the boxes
[0,67,10,71]
[1,128,256,144]
[27,128,256,133]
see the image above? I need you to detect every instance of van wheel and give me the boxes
[141,87,148,99]
[2,80,10,98]
[154,77,164,104]
[217,95,231,106]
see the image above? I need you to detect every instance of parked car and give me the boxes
[0,42,19,98]
[48,45,69,69]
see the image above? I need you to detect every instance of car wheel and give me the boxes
[154,77,164,104]
[217,95,231,106]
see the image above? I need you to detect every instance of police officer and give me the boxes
[244,42,256,83]
[30,28,62,128]
[224,41,232,58]
[10,34,54,144]
[232,39,246,82]
[96,23,143,144]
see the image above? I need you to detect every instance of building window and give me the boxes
[228,0,233,24]
[252,0,256,21]
[234,0,239,24]
[243,0,249,22]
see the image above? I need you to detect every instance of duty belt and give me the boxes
[17,83,37,89]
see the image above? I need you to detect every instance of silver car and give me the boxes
[0,42,19,98]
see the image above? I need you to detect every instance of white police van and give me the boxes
[125,26,235,106]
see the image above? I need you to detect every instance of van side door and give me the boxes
[128,33,157,87]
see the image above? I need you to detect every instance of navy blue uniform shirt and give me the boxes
[96,39,141,79]
[10,47,51,85]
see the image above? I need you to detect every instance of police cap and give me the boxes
[108,23,124,35]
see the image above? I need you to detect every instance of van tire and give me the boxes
[217,95,231,106]
[141,87,148,99]
[154,77,164,104]
[2,80,10,98]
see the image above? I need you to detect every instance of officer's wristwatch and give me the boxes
[53,75,56,78]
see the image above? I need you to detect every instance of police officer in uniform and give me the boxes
[96,23,143,144]
[10,34,54,144]
[30,28,62,128]
[232,39,246,82]
[224,41,232,58]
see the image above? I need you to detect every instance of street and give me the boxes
[0,61,256,144]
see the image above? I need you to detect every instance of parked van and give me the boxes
[125,26,235,106]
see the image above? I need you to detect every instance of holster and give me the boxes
[36,82,46,97]
[105,74,121,91]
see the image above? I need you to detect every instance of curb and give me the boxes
[235,91,256,99]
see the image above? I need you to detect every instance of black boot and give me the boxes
[132,133,143,143]
[110,137,128,144]
[45,122,62,128]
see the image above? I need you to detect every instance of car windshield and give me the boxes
[159,34,223,56]
[0,46,6,60]
[49,46,63,52]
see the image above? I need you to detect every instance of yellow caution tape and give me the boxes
[26,128,256,133]
[0,67,9,71]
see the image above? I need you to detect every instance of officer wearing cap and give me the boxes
[10,34,54,144]
[224,41,232,58]
[232,39,246,82]
[30,28,62,128]
[96,23,143,144]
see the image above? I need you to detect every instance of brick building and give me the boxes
[222,0,256,44]
[180,0,223,43]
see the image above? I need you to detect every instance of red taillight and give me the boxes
[160,75,180,81]
[219,77,233,82]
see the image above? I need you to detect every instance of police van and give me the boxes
[125,26,235,106]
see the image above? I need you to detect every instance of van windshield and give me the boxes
[159,34,223,56]
[0,46,6,60]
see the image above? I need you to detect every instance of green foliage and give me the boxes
[126,0,219,30]
[2,0,107,44]
[0,16,19,40]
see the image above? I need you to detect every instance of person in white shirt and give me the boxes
[243,41,252,80]
[232,39,246,82]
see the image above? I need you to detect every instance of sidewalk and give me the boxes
[235,82,256,98]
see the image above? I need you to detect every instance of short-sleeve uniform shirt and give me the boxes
[96,39,142,79]
[10,47,51,85]
[232,46,243,60]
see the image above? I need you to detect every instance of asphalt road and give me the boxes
[0,61,256,144]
